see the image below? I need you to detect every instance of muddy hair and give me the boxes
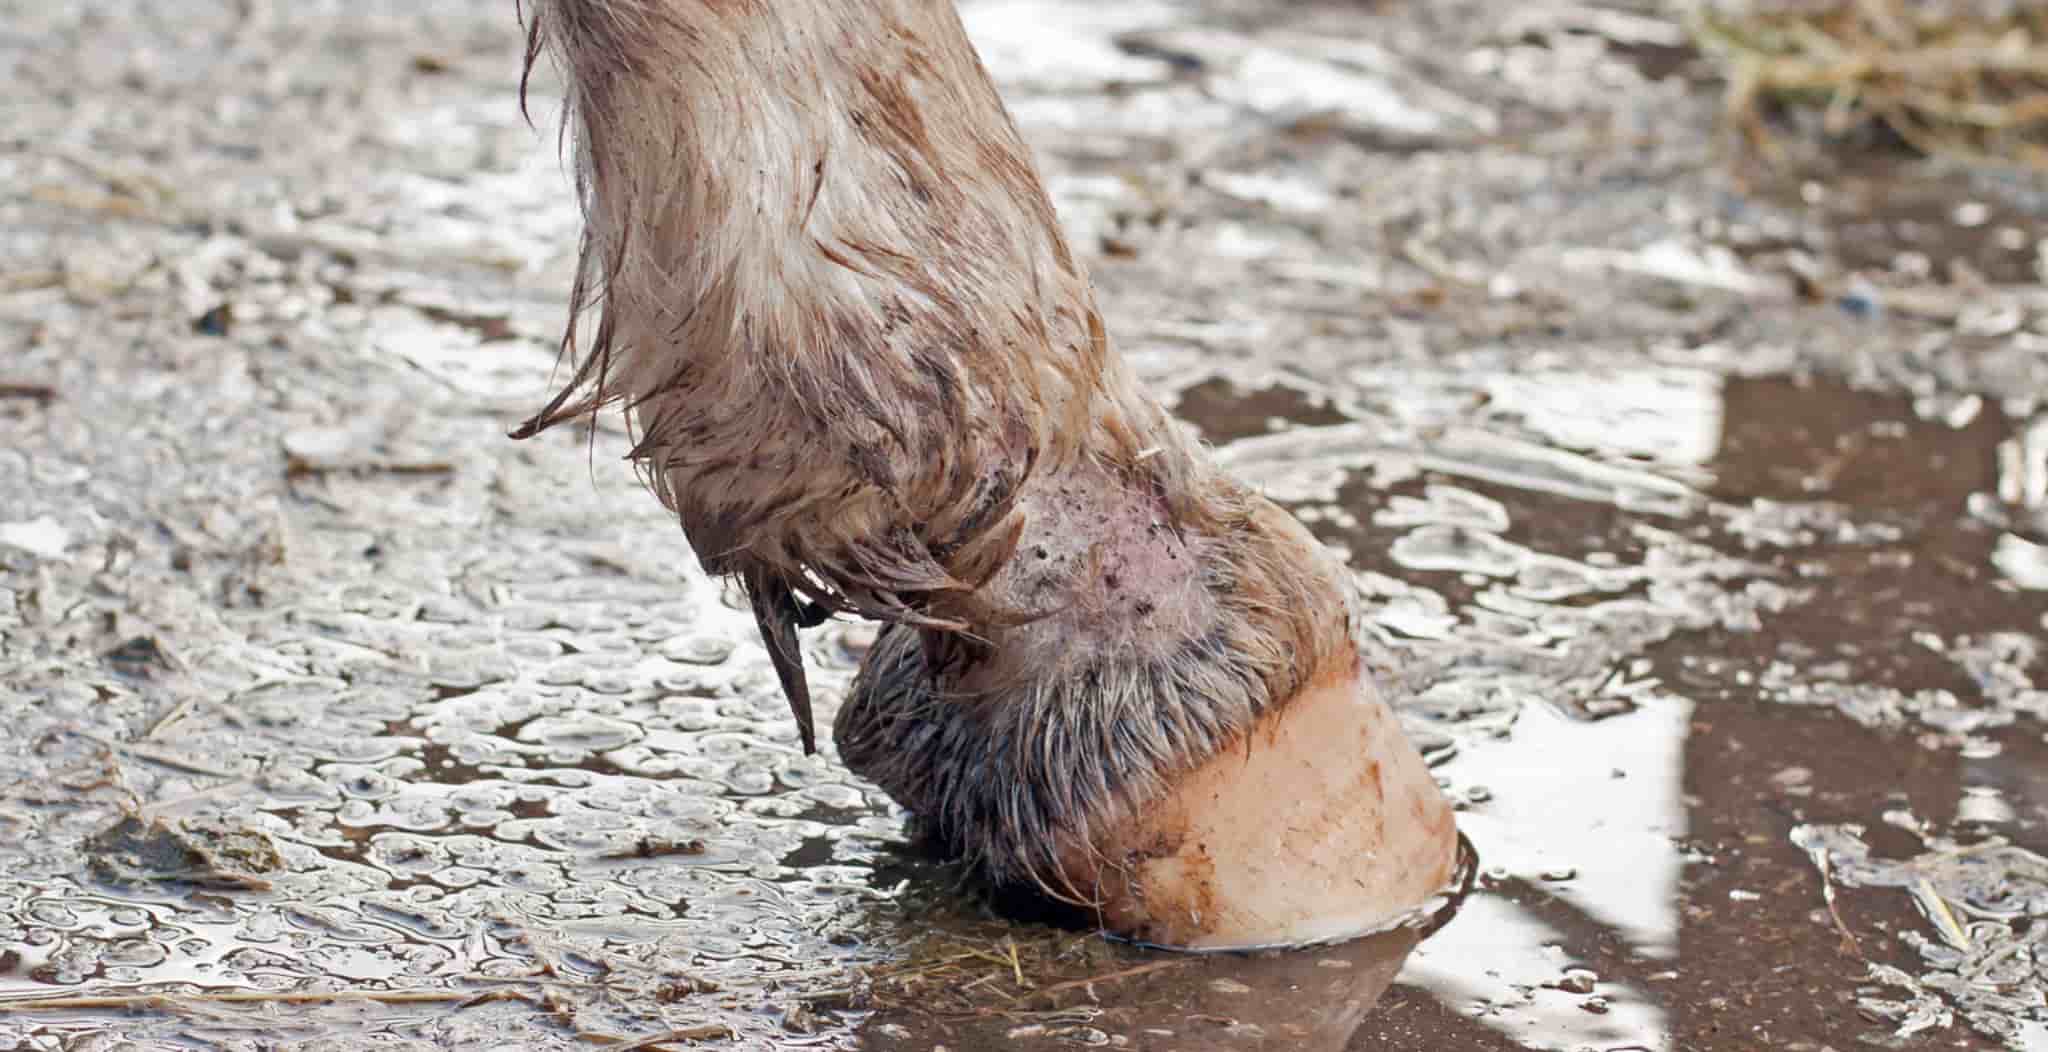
[515,0,1353,894]
[514,0,1196,617]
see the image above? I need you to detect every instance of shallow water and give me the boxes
[3,0,2047,1049]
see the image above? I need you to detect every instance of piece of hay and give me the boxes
[1688,0,2048,168]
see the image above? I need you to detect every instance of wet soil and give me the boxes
[4,0,2048,1050]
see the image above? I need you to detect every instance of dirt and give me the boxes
[2,0,2046,1050]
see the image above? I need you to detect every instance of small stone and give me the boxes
[780,1001,816,1034]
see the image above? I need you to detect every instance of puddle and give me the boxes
[841,364,2043,1050]
[3,0,2047,1050]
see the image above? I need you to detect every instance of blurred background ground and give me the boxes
[2,0,2047,1049]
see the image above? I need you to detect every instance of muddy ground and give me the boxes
[3,0,2047,1049]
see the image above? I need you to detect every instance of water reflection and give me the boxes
[859,926,1428,1052]
[857,843,1474,1052]
[1412,701,1690,1050]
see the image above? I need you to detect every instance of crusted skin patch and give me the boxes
[836,479,1354,898]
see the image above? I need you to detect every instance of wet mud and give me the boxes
[4,0,2048,1050]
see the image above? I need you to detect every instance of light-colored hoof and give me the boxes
[1061,650,1459,951]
